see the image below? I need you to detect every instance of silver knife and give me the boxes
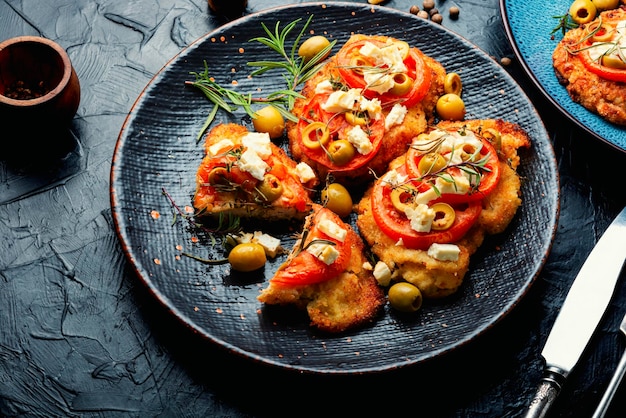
[525,206,626,418]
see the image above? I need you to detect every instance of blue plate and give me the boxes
[501,0,626,152]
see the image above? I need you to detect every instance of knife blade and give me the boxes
[525,206,626,418]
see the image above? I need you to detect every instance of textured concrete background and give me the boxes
[1,0,626,416]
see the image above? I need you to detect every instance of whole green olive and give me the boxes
[257,173,284,202]
[253,105,285,139]
[592,0,619,11]
[569,0,597,24]
[388,282,423,313]
[328,140,356,166]
[298,35,331,63]
[228,243,267,272]
[389,73,414,96]
[443,72,462,96]
[436,93,466,121]
[321,183,353,218]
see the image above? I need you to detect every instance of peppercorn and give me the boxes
[431,13,443,24]
[449,6,460,19]
[410,5,420,14]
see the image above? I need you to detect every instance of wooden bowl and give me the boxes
[0,36,80,130]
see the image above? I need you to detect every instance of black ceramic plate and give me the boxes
[111,2,559,373]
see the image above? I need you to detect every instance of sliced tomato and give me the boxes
[335,38,432,107]
[578,49,626,83]
[295,93,385,172]
[405,131,501,203]
[271,209,353,286]
[370,171,482,250]
[266,161,310,212]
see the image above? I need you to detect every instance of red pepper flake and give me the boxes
[231,80,239,85]
[238,47,244,54]
[153,258,161,265]
[220,36,226,42]
[194,306,199,312]
[150,210,160,219]
[216,308,223,314]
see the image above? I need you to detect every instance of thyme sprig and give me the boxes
[187,15,336,140]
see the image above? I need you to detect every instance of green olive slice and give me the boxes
[301,122,331,149]
[390,184,418,213]
[430,202,456,231]
[392,40,411,60]
[389,73,414,96]
[208,166,229,185]
[481,128,502,151]
[443,72,462,96]
[345,111,368,126]
[588,22,615,42]
[601,54,626,70]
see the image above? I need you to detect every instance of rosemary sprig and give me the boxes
[186,15,336,139]
[551,12,578,37]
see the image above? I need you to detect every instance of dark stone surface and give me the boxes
[1,0,625,416]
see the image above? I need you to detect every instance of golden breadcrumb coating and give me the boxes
[356,119,531,298]
[258,205,385,333]
[552,7,626,126]
[193,123,317,221]
[288,34,446,185]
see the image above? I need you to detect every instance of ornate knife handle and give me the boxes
[524,368,566,418]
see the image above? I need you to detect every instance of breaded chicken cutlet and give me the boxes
[288,34,446,185]
[258,205,385,333]
[356,119,531,298]
[194,123,318,221]
[553,7,626,125]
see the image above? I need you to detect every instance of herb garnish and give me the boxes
[551,12,578,37]
[186,15,336,141]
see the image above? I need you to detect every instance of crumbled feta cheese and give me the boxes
[322,89,362,113]
[359,41,407,94]
[307,242,340,265]
[295,162,316,183]
[253,231,283,258]
[317,218,347,243]
[363,71,396,95]
[359,97,382,119]
[405,203,435,233]
[235,231,283,258]
[241,132,272,159]
[385,104,408,130]
[208,139,235,156]
[236,148,268,181]
[315,79,335,94]
[427,243,461,262]
[373,261,392,286]
[383,169,408,187]
[346,125,373,155]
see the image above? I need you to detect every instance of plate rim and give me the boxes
[110,1,559,374]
